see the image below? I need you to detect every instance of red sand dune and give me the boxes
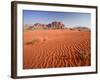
[23,29,91,69]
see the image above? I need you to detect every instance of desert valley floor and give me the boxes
[23,29,91,69]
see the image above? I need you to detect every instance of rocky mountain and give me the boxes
[24,21,65,30]
[24,21,90,31]
[73,27,90,31]
[47,21,65,29]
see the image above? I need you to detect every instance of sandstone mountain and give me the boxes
[73,27,90,31]
[24,21,65,30]
[24,21,90,31]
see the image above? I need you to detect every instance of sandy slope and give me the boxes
[23,30,91,69]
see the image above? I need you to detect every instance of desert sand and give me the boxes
[23,29,91,69]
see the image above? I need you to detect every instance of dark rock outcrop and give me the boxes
[47,21,65,29]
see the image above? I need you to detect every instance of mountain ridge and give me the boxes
[24,21,90,31]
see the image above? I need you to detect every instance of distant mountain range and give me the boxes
[24,21,90,31]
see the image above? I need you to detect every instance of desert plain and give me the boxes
[23,29,91,69]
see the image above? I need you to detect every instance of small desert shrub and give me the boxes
[80,49,87,65]
[25,39,38,45]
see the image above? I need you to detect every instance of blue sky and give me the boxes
[23,10,91,28]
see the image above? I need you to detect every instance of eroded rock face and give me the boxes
[47,21,65,29]
[24,22,90,31]
[24,21,65,30]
